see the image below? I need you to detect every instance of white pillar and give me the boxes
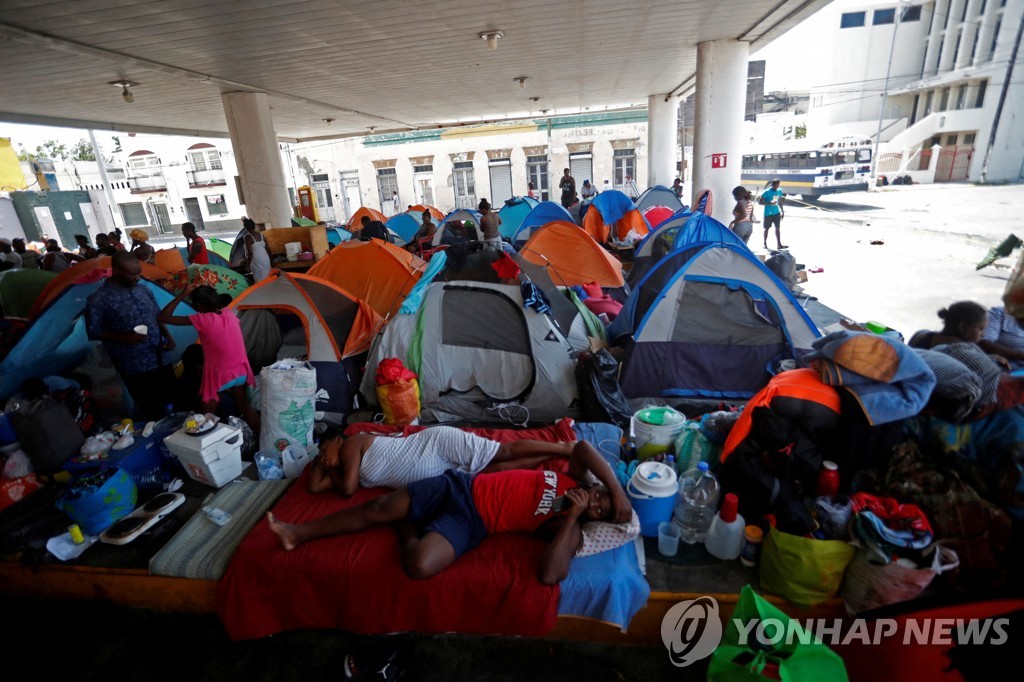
[647,94,678,189]
[221,92,292,228]
[692,39,749,223]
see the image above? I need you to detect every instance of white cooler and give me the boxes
[163,424,244,488]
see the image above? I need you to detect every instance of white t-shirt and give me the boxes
[0,251,22,268]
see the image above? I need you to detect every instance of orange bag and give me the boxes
[375,358,421,426]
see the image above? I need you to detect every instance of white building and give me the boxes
[807,0,1024,182]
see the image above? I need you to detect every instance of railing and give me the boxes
[128,173,167,193]
[186,168,226,188]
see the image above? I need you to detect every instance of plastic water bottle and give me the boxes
[674,461,720,544]
[705,493,746,560]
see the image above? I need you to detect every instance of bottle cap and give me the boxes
[823,460,838,471]
[744,525,763,542]
[697,461,709,472]
[720,493,738,523]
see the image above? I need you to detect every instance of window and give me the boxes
[942,0,950,29]
[310,173,328,183]
[612,149,636,188]
[840,11,866,28]
[952,30,962,64]
[376,167,398,207]
[119,202,147,226]
[901,5,922,21]
[452,161,476,209]
[975,79,988,107]
[970,26,980,61]
[205,194,228,216]
[956,85,967,109]
[910,94,920,124]
[963,133,976,145]
[188,149,222,172]
[988,20,1001,60]
[946,134,958,146]
[873,8,896,25]
[934,38,944,72]
[526,155,549,201]
[960,0,969,20]
[978,0,987,14]
[939,87,951,111]
[924,90,934,116]
[858,149,873,163]
[413,164,433,173]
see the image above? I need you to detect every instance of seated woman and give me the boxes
[308,426,574,497]
[909,301,1011,369]
[979,305,1024,370]
[407,211,437,254]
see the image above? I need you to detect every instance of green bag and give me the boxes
[759,526,855,607]
[707,585,848,681]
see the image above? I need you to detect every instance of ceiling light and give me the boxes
[479,31,504,50]
[529,96,540,102]
[514,76,531,89]
[323,118,335,125]
[109,80,138,103]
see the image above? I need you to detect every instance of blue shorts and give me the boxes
[406,471,488,559]
[218,375,247,392]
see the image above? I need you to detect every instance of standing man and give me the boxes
[759,179,787,250]
[182,222,209,264]
[672,178,684,200]
[391,191,401,217]
[478,199,502,251]
[85,252,177,420]
[11,238,39,269]
[559,168,576,208]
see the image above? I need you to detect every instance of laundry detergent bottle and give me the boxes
[704,493,745,560]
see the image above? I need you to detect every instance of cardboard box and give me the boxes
[796,270,808,283]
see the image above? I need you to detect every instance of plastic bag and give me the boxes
[254,450,284,480]
[58,468,138,536]
[707,585,848,681]
[377,379,421,427]
[282,444,313,479]
[375,358,418,386]
[2,448,32,478]
[840,544,959,615]
[259,360,318,452]
[574,349,631,429]
[759,525,856,607]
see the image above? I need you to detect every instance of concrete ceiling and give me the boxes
[0,0,828,142]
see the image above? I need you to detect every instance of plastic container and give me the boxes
[817,460,840,497]
[674,461,720,544]
[626,460,678,537]
[285,242,303,261]
[632,406,686,459]
[163,424,243,488]
[740,525,763,567]
[658,521,681,557]
[705,493,746,560]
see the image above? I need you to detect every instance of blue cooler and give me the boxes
[0,413,17,446]
[627,460,678,537]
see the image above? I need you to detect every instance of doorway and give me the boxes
[453,161,476,210]
[182,197,206,230]
[339,170,361,223]
[151,202,172,233]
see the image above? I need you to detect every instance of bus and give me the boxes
[740,136,873,199]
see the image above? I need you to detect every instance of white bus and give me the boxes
[741,136,873,199]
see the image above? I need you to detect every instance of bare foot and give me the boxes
[267,512,301,551]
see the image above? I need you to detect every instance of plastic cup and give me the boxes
[658,521,681,557]
[134,324,148,335]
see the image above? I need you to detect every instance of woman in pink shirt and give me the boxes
[159,283,258,431]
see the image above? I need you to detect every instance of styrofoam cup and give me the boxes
[134,325,148,335]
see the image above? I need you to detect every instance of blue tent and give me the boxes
[386,213,423,243]
[635,185,684,214]
[629,212,747,287]
[326,226,353,246]
[497,196,539,238]
[511,201,575,248]
[431,209,483,246]
[609,241,820,402]
[0,279,198,399]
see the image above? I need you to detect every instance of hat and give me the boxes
[0,238,11,246]
[129,229,149,242]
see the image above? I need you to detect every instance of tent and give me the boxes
[0,278,197,400]
[306,239,426,318]
[0,269,56,318]
[509,201,574,248]
[154,248,187,273]
[29,257,169,318]
[641,205,675,230]
[497,196,539,238]
[635,185,684,214]
[519,221,624,288]
[229,271,382,423]
[431,209,483,246]
[346,207,388,233]
[629,211,747,287]
[360,280,580,424]
[326,226,353,246]
[581,190,650,244]
[208,238,235,261]
[386,213,423,244]
[609,242,821,402]
[162,264,250,299]
[408,204,444,221]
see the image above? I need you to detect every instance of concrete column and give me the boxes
[692,39,749,223]
[221,92,292,228]
[647,94,679,189]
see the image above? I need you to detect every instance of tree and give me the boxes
[112,135,122,152]
[71,139,96,161]
[33,140,69,160]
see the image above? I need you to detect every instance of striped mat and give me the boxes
[149,479,292,580]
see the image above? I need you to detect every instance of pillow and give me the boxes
[577,511,640,557]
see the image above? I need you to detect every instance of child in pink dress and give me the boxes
[158,283,258,431]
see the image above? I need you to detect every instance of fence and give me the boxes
[934,145,974,182]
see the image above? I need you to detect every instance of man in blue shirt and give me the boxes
[759,179,787,250]
[85,252,176,419]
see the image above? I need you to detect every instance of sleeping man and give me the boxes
[307,426,576,497]
[269,439,631,585]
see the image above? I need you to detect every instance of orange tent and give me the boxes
[582,204,649,244]
[29,256,170,318]
[519,221,625,288]
[307,240,426,318]
[346,207,388,233]
[153,248,187,273]
[408,204,444,221]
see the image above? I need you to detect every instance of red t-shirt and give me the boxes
[471,470,577,533]
[189,235,210,264]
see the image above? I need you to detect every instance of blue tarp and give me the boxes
[385,213,422,243]
[511,201,575,247]
[497,196,539,238]
[0,279,198,399]
[590,189,638,228]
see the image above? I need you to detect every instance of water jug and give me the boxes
[674,461,719,544]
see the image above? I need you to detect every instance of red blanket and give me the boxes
[216,421,577,640]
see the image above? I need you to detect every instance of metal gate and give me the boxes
[487,159,513,206]
[182,197,206,230]
[935,145,974,182]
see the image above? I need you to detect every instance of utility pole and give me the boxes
[88,129,124,230]
[871,10,901,185]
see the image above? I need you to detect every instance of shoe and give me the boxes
[777,244,788,249]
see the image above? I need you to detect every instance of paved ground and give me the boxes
[757,183,1020,338]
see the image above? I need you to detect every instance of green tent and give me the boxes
[208,238,235,262]
[0,269,57,318]
[163,264,249,300]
